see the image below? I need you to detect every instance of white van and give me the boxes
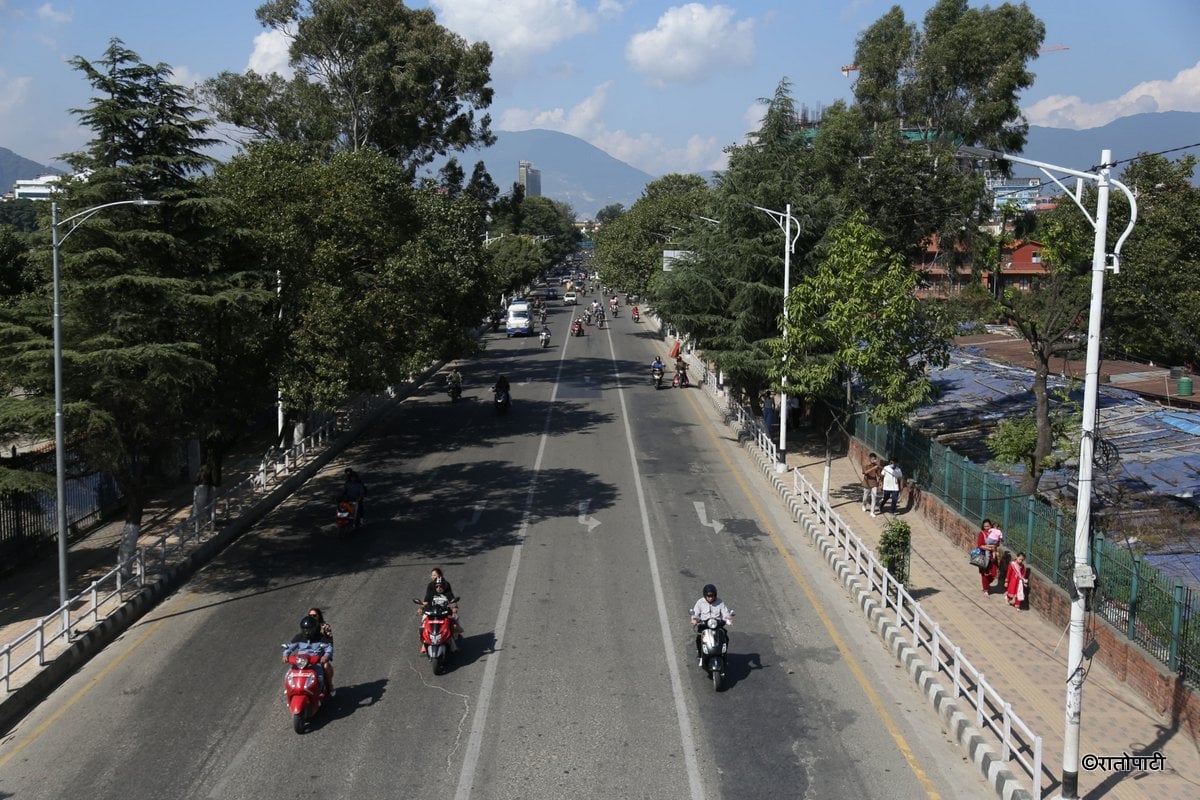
[506,301,533,337]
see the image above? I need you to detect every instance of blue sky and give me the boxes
[1,0,1197,176]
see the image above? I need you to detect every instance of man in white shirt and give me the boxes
[690,583,734,666]
[879,457,905,516]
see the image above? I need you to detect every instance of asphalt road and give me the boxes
[0,303,987,800]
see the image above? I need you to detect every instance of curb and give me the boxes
[739,441,1032,800]
[0,362,443,736]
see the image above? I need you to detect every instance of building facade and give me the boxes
[518,160,541,197]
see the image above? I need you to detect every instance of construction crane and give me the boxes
[840,44,1068,76]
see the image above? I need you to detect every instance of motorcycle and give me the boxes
[335,499,360,535]
[584,310,592,325]
[282,646,329,732]
[632,308,640,323]
[447,382,463,402]
[651,366,665,390]
[539,309,548,324]
[610,301,618,317]
[572,320,584,337]
[414,598,458,675]
[494,388,511,414]
[673,369,690,388]
[540,329,552,348]
[696,618,729,691]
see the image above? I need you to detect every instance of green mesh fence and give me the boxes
[856,415,1198,687]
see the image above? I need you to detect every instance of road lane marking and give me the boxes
[680,389,943,800]
[454,501,486,533]
[605,331,706,800]
[577,499,601,532]
[452,331,570,800]
[693,501,724,535]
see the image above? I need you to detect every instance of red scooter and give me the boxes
[414,598,458,675]
[571,319,584,337]
[673,368,690,388]
[632,307,640,323]
[335,500,360,536]
[282,647,329,733]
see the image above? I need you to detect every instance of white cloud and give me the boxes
[0,71,31,116]
[625,4,754,88]
[1027,59,1200,129]
[499,82,726,174]
[169,66,205,91]
[743,100,768,138]
[36,3,70,24]
[430,0,601,59]
[247,28,293,77]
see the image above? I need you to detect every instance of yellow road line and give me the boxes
[683,389,942,799]
[0,596,183,770]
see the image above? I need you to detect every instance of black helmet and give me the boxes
[300,615,320,637]
[702,584,717,598]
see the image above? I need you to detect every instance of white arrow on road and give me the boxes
[578,499,601,533]
[693,501,724,535]
[455,501,486,532]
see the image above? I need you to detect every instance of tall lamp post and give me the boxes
[959,147,1137,799]
[753,204,802,472]
[51,198,161,608]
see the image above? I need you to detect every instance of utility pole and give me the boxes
[960,146,1137,799]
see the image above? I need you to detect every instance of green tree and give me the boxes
[0,199,39,232]
[595,203,625,225]
[778,214,951,472]
[1102,154,1200,366]
[654,81,832,407]
[594,174,708,300]
[0,40,223,568]
[0,226,35,301]
[203,0,495,173]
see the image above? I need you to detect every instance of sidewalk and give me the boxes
[780,437,1200,799]
[0,428,285,690]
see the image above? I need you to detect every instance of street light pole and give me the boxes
[959,147,1137,799]
[753,204,801,472]
[50,198,162,608]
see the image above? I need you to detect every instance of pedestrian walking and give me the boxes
[861,452,881,514]
[762,391,776,433]
[1006,552,1029,608]
[976,519,1003,593]
[787,394,801,428]
[879,456,905,515]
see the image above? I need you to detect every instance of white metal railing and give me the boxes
[1,389,394,696]
[689,355,1043,798]
[788,467,1044,798]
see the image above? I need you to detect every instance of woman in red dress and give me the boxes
[976,519,1002,593]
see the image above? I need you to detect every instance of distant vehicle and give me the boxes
[545,287,559,300]
[506,302,533,337]
[563,291,578,305]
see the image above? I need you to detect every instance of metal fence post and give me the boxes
[1169,583,1185,671]
[1127,554,1141,641]
[1002,483,1012,533]
[1052,509,1064,584]
[961,456,970,517]
[1025,496,1035,560]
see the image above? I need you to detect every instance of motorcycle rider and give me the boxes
[674,356,689,387]
[447,367,463,396]
[595,308,606,329]
[650,355,665,374]
[283,614,335,696]
[341,468,367,525]
[632,305,640,322]
[540,324,552,344]
[690,583,734,666]
[493,375,511,405]
[419,572,460,653]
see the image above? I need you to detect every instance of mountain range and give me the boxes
[5,111,1196,218]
